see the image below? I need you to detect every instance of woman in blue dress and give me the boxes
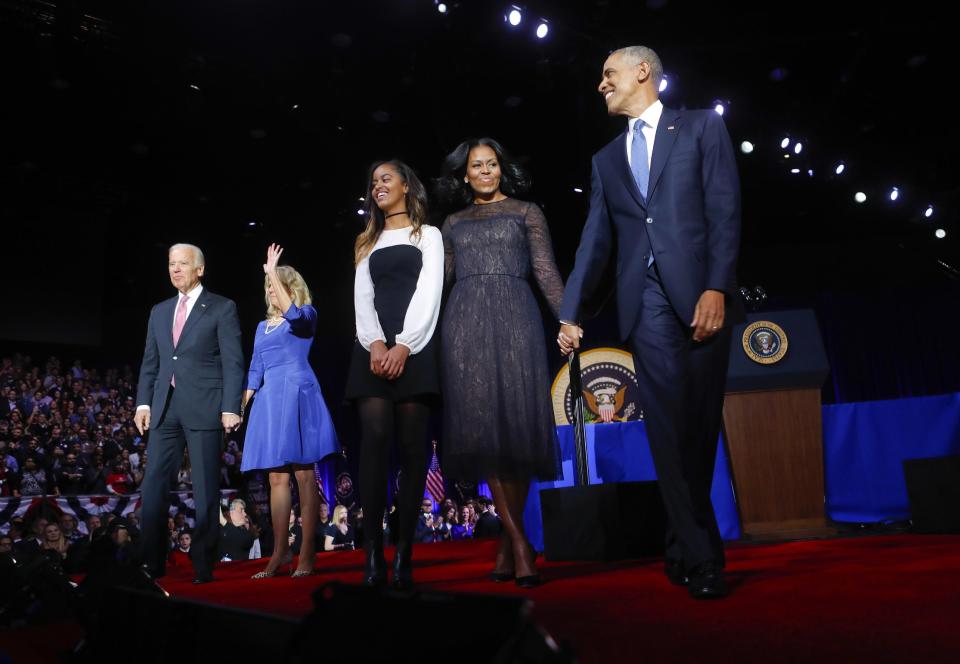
[242,244,340,578]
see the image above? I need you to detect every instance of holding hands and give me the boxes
[557,323,583,356]
[222,413,242,433]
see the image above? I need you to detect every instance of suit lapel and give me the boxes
[174,289,212,350]
[611,131,647,209]
[159,296,177,352]
[647,107,682,202]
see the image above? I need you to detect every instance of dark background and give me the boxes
[2,0,958,407]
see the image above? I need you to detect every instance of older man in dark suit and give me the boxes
[558,46,742,598]
[135,243,243,583]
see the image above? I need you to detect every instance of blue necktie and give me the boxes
[632,121,655,267]
[631,120,649,200]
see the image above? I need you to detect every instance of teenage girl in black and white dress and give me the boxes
[344,160,443,590]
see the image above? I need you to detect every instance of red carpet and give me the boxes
[154,534,960,663]
[3,534,959,662]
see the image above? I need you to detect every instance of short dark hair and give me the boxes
[435,137,532,208]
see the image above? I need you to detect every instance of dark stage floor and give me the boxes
[3,534,960,662]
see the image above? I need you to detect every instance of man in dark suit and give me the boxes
[558,46,741,599]
[135,243,244,583]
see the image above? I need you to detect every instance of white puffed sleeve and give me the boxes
[394,226,444,355]
[354,252,387,351]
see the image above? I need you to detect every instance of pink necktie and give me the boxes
[171,295,188,386]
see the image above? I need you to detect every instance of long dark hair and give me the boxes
[435,137,532,208]
[354,160,429,266]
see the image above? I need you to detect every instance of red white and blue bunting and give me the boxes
[0,490,237,535]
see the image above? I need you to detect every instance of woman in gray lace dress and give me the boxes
[437,138,563,588]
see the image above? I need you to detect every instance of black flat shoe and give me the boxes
[515,574,541,589]
[664,558,689,586]
[687,562,728,599]
[489,571,514,583]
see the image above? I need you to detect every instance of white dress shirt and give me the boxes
[136,283,213,413]
[172,283,204,335]
[626,98,664,170]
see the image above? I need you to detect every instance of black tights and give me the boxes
[357,397,430,550]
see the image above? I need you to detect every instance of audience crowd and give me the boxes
[0,352,503,577]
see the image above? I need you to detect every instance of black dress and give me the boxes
[440,198,564,481]
[344,226,444,400]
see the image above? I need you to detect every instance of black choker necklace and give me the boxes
[384,211,409,219]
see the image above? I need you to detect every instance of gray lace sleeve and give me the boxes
[524,202,565,318]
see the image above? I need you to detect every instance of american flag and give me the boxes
[425,440,445,504]
[314,462,328,505]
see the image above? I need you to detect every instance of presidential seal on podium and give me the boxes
[742,320,789,365]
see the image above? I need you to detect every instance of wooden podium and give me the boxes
[723,310,834,540]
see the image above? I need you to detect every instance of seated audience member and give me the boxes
[59,514,84,544]
[451,506,475,540]
[414,510,441,544]
[41,522,70,567]
[168,530,193,567]
[473,497,503,539]
[0,535,13,558]
[324,505,355,552]
[218,499,258,562]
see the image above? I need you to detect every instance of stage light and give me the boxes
[835,162,846,175]
[189,84,200,91]
[713,103,725,116]
[658,77,668,92]
[536,21,549,38]
[808,169,814,177]
[291,104,299,110]
[790,168,800,174]
[573,187,583,193]
[358,197,365,202]
[247,222,256,227]
[889,187,900,201]
[357,209,365,215]
[855,192,867,203]
[437,2,447,13]
[935,228,946,239]
[925,205,934,218]
[740,141,754,154]
[794,142,803,154]
[507,7,522,26]
[780,137,790,149]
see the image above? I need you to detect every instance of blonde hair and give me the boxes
[332,504,349,524]
[264,265,312,318]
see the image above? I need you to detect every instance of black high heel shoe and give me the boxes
[515,574,542,589]
[391,542,413,591]
[363,546,387,588]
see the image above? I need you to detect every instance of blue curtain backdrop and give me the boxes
[823,391,960,522]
